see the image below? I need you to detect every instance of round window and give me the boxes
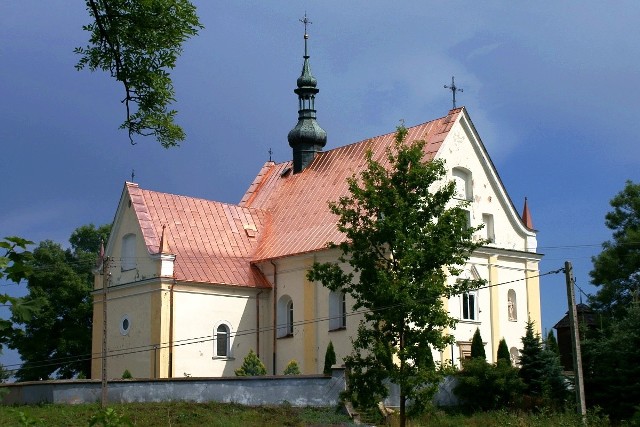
[120,314,131,336]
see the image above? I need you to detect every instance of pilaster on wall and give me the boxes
[148,283,172,378]
[440,297,450,366]
[303,258,317,374]
[525,260,542,335]
[489,255,500,363]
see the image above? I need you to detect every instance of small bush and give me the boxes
[470,328,486,360]
[283,359,301,375]
[496,338,511,365]
[121,369,132,379]
[235,349,267,376]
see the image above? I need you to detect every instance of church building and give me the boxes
[91,23,542,379]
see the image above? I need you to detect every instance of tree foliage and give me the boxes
[8,224,110,381]
[307,125,484,425]
[496,338,511,366]
[75,0,203,148]
[518,319,566,408]
[470,328,486,360]
[323,341,337,376]
[0,237,41,344]
[590,180,640,318]
[545,330,559,356]
[234,349,267,376]
[583,304,640,420]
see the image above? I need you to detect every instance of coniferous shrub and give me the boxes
[323,341,336,375]
[470,328,486,360]
[283,359,301,375]
[121,369,133,379]
[234,349,267,376]
[545,330,560,355]
[454,358,524,411]
[497,338,511,365]
[519,319,566,408]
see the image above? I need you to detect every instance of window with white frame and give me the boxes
[213,323,232,357]
[121,233,136,271]
[452,168,472,200]
[462,291,478,321]
[329,291,346,330]
[277,295,294,338]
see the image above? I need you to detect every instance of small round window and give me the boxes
[120,314,131,336]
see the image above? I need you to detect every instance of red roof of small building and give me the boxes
[126,183,271,288]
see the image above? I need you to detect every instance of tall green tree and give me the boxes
[308,125,484,426]
[590,181,640,318]
[75,0,203,148]
[545,330,559,356]
[9,224,110,381]
[519,319,566,407]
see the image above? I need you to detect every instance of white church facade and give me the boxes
[91,26,542,380]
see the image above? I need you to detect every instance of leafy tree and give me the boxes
[454,357,524,411]
[590,181,640,318]
[75,0,203,148]
[470,328,486,360]
[583,304,640,420]
[234,349,267,376]
[0,237,40,345]
[9,224,110,381]
[496,338,511,365]
[518,319,566,407]
[323,341,336,375]
[308,125,484,426]
[283,359,301,375]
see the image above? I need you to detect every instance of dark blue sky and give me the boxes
[2,1,639,368]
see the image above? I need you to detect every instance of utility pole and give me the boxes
[565,261,586,418]
[101,256,110,408]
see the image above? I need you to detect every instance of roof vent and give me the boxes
[280,167,292,178]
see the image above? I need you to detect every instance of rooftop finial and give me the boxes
[300,13,311,57]
[444,76,463,109]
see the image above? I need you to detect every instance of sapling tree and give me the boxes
[308,125,484,426]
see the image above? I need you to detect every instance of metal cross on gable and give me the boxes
[444,76,463,109]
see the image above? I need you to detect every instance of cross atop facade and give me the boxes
[131,169,135,182]
[268,148,273,162]
[444,76,463,109]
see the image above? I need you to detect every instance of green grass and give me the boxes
[0,402,615,427]
[0,402,353,426]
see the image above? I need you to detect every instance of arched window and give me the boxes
[277,295,294,338]
[452,167,472,200]
[213,322,232,357]
[507,289,517,321]
[121,233,136,271]
[329,291,347,330]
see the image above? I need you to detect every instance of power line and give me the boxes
[2,267,565,376]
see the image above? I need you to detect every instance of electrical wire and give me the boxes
[1,267,565,376]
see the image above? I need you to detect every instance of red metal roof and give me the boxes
[126,183,271,288]
[122,109,460,286]
[241,109,460,261]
